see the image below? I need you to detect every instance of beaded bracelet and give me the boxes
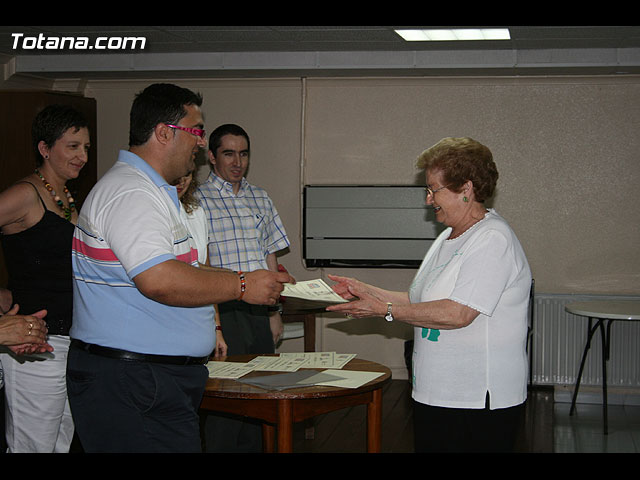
[237,271,246,300]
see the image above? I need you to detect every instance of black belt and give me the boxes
[70,339,209,366]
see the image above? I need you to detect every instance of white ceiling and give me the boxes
[3,25,640,79]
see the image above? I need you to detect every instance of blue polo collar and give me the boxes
[118,150,180,210]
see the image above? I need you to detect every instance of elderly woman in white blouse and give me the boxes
[328,137,532,453]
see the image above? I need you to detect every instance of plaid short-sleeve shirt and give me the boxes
[195,172,289,272]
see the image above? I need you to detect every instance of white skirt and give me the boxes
[0,335,74,453]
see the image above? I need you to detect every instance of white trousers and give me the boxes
[0,335,74,453]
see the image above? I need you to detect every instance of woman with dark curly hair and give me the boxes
[328,137,531,453]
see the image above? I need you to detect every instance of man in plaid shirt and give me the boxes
[195,123,290,452]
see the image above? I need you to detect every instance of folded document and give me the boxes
[281,279,348,304]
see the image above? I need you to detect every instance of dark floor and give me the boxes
[4,381,639,453]
[292,379,418,453]
[292,380,555,453]
[292,380,640,454]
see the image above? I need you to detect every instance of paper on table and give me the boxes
[331,353,357,369]
[281,279,348,304]
[279,352,356,369]
[312,370,385,389]
[239,369,385,390]
[206,351,359,379]
[206,361,255,379]
[237,370,345,391]
[248,355,308,372]
[285,351,335,368]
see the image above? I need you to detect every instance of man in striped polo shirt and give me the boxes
[67,84,293,453]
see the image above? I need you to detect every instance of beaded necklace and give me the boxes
[35,169,76,221]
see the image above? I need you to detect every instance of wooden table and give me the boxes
[200,355,392,453]
[565,300,640,434]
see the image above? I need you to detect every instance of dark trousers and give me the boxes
[66,347,208,453]
[217,301,275,355]
[203,301,274,453]
[413,396,525,453]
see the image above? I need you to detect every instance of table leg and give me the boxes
[301,314,317,438]
[262,423,275,453]
[277,399,294,453]
[303,314,316,352]
[599,320,612,435]
[366,388,383,453]
[570,318,597,416]
[570,317,611,435]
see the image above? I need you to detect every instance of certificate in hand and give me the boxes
[281,279,348,305]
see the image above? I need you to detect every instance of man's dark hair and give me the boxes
[32,104,89,166]
[208,124,251,158]
[129,83,203,147]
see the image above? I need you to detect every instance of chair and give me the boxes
[280,308,317,352]
[281,322,305,341]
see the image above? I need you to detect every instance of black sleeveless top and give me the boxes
[0,182,75,335]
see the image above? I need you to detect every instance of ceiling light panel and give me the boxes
[396,28,510,41]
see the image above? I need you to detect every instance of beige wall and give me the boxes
[83,75,640,378]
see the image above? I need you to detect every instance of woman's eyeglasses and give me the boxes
[425,184,449,197]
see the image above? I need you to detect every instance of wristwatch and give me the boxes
[385,302,394,322]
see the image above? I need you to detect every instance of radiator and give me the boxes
[531,293,640,388]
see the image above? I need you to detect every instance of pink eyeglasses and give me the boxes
[166,124,206,139]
